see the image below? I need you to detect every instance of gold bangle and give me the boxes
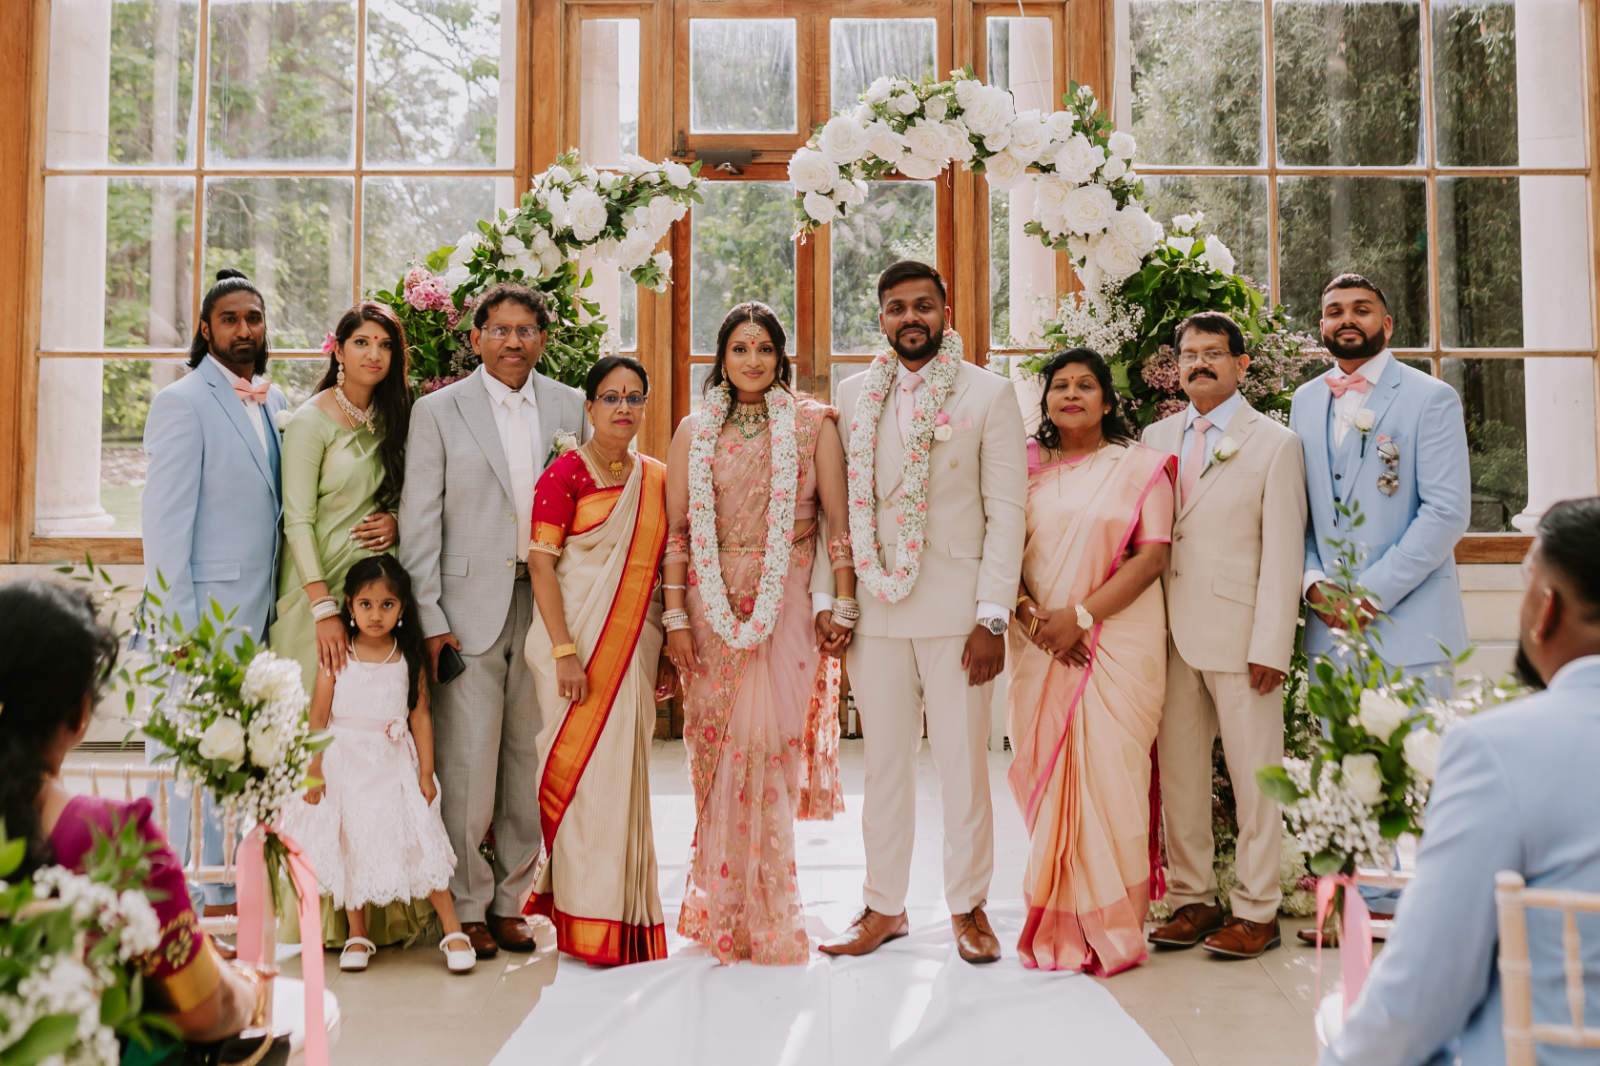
[1016,593,1033,608]
[551,643,577,660]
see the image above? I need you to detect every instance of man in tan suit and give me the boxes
[818,261,1027,964]
[1141,311,1306,959]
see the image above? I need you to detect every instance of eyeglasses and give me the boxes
[595,392,648,409]
[1176,348,1237,365]
[484,325,542,341]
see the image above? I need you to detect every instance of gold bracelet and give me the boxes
[551,643,577,660]
[1016,593,1033,609]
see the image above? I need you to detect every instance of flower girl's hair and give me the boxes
[341,554,426,710]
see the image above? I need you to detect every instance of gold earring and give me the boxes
[337,363,347,387]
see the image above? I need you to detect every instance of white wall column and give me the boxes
[1005,19,1057,351]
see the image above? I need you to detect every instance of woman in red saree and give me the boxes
[1006,349,1174,976]
[523,356,673,966]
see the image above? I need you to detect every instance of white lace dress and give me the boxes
[284,652,457,910]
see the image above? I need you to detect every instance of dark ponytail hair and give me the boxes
[317,302,413,510]
[0,580,119,874]
[340,555,425,710]
[189,269,268,374]
[1033,347,1134,450]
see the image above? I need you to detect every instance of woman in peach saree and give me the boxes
[1006,348,1174,976]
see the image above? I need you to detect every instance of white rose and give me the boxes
[895,152,947,180]
[565,186,609,242]
[446,233,478,270]
[864,76,894,105]
[1166,235,1196,256]
[198,718,247,770]
[1340,753,1386,807]
[242,652,304,709]
[891,93,920,115]
[850,103,873,126]
[508,251,541,277]
[662,160,693,189]
[1067,235,1090,260]
[1101,156,1127,181]
[579,165,599,185]
[982,126,1012,153]
[1353,408,1377,433]
[444,264,470,290]
[617,228,658,269]
[1091,234,1145,282]
[787,147,837,194]
[1171,212,1197,233]
[530,230,556,258]
[1402,727,1443,781]
[546,165,572,187]
[544,188,569,230]
[1200,235,1236,276]
[864,122,905,162]
[1044,110,1074,140]
[273,409,293,431]
[247,717,289,767]
[903,122,950,165]
[647,194,681,236]
[537,247,564,276]
[621,153,653,175]
[1032,175,1075,232]
[942,121,975,162]
[1358,689,1410,743]
[1213,435,1240,461]
[959,85,1014,138]
[651,250,672,274]
[819,114,870,166]
[1076,259,1106,292]
[836,178,869,207]
[1111,205,1162,254]
[500,234,527,259]
[924,94,949,121]
[802,190,841,223]
[933,424,953,442]
[1007,111,1048,164]
[1051,134,1099,184]
[982,149,1026,190]
[1108,130,1137,159]
[953,78,981,110]
[1061,183,1117,235]
[597,170,619,189]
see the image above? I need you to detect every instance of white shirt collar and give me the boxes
[1185,389,1245,431]
[1334,349,1393,390]
[1547,654,1600,690]
[480,364,536,406]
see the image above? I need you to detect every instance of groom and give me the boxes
[819,260,1027,964]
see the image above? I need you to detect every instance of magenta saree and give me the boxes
[1006,440,1175,976]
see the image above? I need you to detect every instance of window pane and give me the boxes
[1129,0,1264,166]
[986,16,1053,112]
[361,177,499,291]
[689,19,796,135]
[1442,358,1530,532]
[41,176,195,351]
[366,0,508,166]
[830,360,870,403]
[1141,175,1269,290]
[990,187,1056,348]
[209,0,356,165]
[1434,0,1583,167]
[690,182,797,355]
[831,182,937,354]
[1277,177,1427,347]
[205,178,355,348]
[688,363,713,412]
[578,19,641,164]
[46,0,201,167]
[1274,0,1421,166]
[830,19,937,109]
[267,356,329,410]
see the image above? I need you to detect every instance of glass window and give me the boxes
[1443,358,1530,532]
[830,360,869,401]
[578,19,641,164]
[831,182,937,354]
[1141,175,1270,290]
[688,362,714,412]
[361,177,500,291]
[690,181,797,355]
[688,19,797,135]
[1128,0,1264,167]
[830,19,937,109]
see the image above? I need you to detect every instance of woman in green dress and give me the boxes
[270,300,418,947]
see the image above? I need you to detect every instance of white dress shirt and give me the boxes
[1303,349,1393,596]
[1178,389,1245,485]
[209,355,270,455]
[481,367,543,558]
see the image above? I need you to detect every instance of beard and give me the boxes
[1321,323,1387,362]
[1513,642,1547,691]
[213,336,267,372]
[889,319,943,363]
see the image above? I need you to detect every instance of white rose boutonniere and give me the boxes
[1212,435,1240,464]
[932,412,953,442]
[1353,408,1376,456]
[273,409,293,433]
[546,430,578,467]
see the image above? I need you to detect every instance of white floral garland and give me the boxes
[846,331,963,603]
[687,385,800,648]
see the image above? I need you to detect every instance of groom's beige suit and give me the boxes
[1141,398,1305,922]
[831,359,1027,916]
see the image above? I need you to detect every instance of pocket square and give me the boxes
[950,415,974,432]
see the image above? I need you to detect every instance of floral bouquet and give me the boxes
[0,819,173,1066]
[374,150,703,395]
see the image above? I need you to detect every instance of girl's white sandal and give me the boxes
[339,936,377,972]
[441,931,477,973]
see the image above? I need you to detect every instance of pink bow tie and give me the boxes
[1327,372,1369,399]
[233,379,271,405]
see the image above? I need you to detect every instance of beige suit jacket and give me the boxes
[1141,401,1306,675]
[828,359,1027,639]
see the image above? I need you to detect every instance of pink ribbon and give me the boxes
[1313,873,1374,1014]
[236,825,328,1066]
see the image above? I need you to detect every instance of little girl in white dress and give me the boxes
[286,554,474,973]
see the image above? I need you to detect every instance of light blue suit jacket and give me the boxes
[140,356,286,640]
[1290,358,1470,666]
[1321,657,1600,1066]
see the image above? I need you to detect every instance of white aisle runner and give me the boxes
[491,744,1171,1066]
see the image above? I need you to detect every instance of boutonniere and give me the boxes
[1353,408,1376,456]
[932,411,953,442]
[546,430,578,466]
[1376,434,1400,495]
[1211,435,1239,466]
[273,409,293,434]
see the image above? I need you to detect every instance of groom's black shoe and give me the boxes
[488,913,538,953]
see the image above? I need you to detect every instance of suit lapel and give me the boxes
[1334,363,1403,491]
[1180,403,1259,518]
[530,372,562,471]
[457,373,515,501]
[199,358,278,495]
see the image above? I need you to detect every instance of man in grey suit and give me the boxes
[1320,496,1600,1066]
[400,283,589,958]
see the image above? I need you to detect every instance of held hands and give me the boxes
[556,654,589,705]
[314,615,349,677]
[1248,662,1287,695]
[961,626,1005,686]
[813,610,853,658]
[1023,605,1090,667]
[1307,581,1380,632]
[351,511,398,552]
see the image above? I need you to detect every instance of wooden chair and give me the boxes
[1495,869,1600,1065]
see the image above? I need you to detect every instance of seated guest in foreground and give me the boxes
[1320,497,1600,1066]
[1007,348,1174,976]
[0,579,266,1042]
[523,356,673,966]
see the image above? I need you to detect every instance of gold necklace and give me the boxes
[583,441,627,485]
[727,400,768,440]
[333,386,376,433]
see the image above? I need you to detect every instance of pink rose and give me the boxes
[934,411,950,426]
[384,719,407,743]
[321,331,338,355]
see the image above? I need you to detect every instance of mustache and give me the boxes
[1187,369,1217,381]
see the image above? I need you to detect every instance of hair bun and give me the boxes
[216,268,249,282]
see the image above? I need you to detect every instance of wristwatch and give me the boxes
[1074,603,1095,629]
[981,615,1008,636]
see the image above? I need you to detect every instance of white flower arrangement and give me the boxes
[845,331,963,603]
[686,386,800,649]
[546,429,579,467]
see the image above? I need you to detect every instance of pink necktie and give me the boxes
[896,371,922,441]
[232,378,271,404]
[1180,416,1212,504]
[1327,372,1369,398]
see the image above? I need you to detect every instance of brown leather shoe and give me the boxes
[818,908,909,957]
[1203,917,1281,959]
[1148,901,1225,948]
[952,907,1002,964]
[460,921,500,959]
[488,913,537,953]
